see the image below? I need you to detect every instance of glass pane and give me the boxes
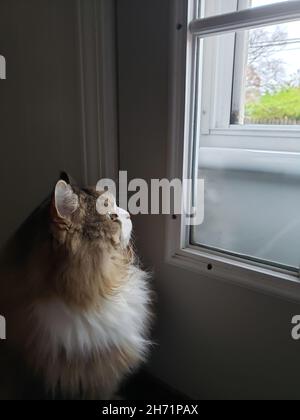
[232,21,300,125]
[248,0,291,9]
[192,153,300,270]
[202,0,292,18]
[191,30,300,271]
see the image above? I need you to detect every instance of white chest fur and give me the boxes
[30,267,150,360]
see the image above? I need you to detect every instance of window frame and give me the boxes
[166,0,300,302]
[198,0,300,152]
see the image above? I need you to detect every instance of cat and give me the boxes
[0,172,152,400]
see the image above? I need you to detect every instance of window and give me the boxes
[232,20,300,125]
[202,0,293,18]
[245,0,293,10]
[184,0,300,272]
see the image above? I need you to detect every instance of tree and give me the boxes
[246,87,300,121]
[244,26,300,124]
[287,69,300,88]
[248,27,288,65]
[245,65,261,102]
[246,26,288,94]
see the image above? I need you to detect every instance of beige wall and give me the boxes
[0,0,85,245]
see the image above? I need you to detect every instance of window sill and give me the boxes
[167,245,300,303]
[212,126,300,138]
[198,147,300,176]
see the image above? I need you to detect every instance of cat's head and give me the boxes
[50,172,132,255]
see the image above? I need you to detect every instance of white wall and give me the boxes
[117,0,300,399]
[0,0,86,246]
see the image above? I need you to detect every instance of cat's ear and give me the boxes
[53,180,79,220]
[59,171,77,186]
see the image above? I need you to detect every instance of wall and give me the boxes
[0,0,85,246]
[117,0,300,399]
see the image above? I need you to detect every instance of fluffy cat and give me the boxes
[0,173,152,400]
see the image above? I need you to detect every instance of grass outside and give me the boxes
[245,87,300,124]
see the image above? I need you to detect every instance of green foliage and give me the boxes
[245,87,300,122]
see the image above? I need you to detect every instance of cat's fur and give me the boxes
[0,173,152,399]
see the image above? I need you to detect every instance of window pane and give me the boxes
[191,30,300,271]
[192,149,300,270]
[248,0,292,9]
[202,0,292,18]
[232,21,300,125]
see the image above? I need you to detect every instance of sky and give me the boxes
[252,0,290,6]
[251,0,300,77]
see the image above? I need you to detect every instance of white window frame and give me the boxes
[166,0,300,302]
[198,0,300,154]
